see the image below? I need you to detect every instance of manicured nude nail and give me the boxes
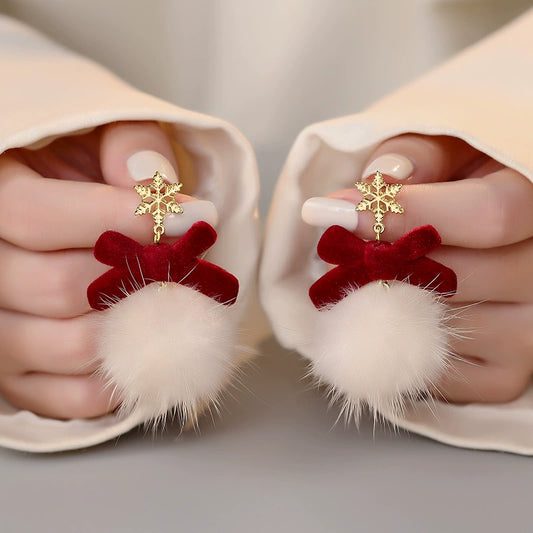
[362,153,413,180]
[127,150,178,182]
[301,197,358,231]
[165,200,219,236]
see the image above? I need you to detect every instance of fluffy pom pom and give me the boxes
[94,282,239,427]
[306,281,453,422]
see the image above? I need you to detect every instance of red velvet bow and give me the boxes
[309,224,457,309]
[87,221,239,310]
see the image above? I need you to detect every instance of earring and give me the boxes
[307,171,458,421]
[87,171,241,428]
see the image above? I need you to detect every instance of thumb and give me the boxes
[99,121,217,236]
[99,121,180,187]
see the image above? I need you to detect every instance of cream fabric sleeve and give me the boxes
[261,8,533,455]
[0,15,260,452]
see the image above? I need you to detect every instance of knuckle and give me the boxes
[69,379,114,419]
[476,179,515,247]
[487,368,529,403]
[98,184,117,231]
[0,162,44,250]
[0,377,17,404]
[478,182,511,246]
[520,329,533,356]
[41,261,85,317]
[60,316,98,373]
[7,220,37,250]
[0,376,27,412]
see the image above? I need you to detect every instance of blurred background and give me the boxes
[2,0,531,211]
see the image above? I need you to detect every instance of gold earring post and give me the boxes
[134,171,183,244]
[354,171,404,241]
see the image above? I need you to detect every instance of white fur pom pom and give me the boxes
[307,281,452,422]
[95,283,239,427]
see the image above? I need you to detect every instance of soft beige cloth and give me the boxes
[0,16,260,452]
[4,0,528,159]
[261,9,533,455]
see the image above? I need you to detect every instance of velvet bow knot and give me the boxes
[309,224,457,309]
[87,221,239,310]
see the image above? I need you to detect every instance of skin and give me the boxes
[0,121,198,419]
[328,134,533,404]
[1,126,530,418]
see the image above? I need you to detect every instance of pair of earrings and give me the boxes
[86,169,458,426]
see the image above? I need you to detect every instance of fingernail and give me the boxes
[362,153,413,180]
[127,150,178,183]
[301,197,357,231]
[165,200,219,236]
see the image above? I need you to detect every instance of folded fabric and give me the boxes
[261,9,533,455]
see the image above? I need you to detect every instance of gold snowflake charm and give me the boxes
[355,171,404,240]
[134,171,183,244]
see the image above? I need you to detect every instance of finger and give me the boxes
[99,121,218,233]
[0,373,118,419]
[0,310,99,375]
[13,128,104,183]
[360,134,483,184]
[0,156,208,250]
[99,121,180,187]
[446,302,533,364]
[329,167,533,248]
[433,358,531,404]
[465,157,505,180]
[430,239,533,303]
[99,121,217,231]
[435,301,533,402]
[17,145,95,183]
[0,239,107,317]
[47,128,104,181]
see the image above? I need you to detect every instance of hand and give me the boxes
[0,121,214,419]
[304,133,533,404]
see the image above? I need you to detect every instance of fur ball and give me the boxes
[94,282,239,426]
[306,281,452,422]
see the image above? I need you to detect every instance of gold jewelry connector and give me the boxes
[354,171,404,241]
[134,171,183,244]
